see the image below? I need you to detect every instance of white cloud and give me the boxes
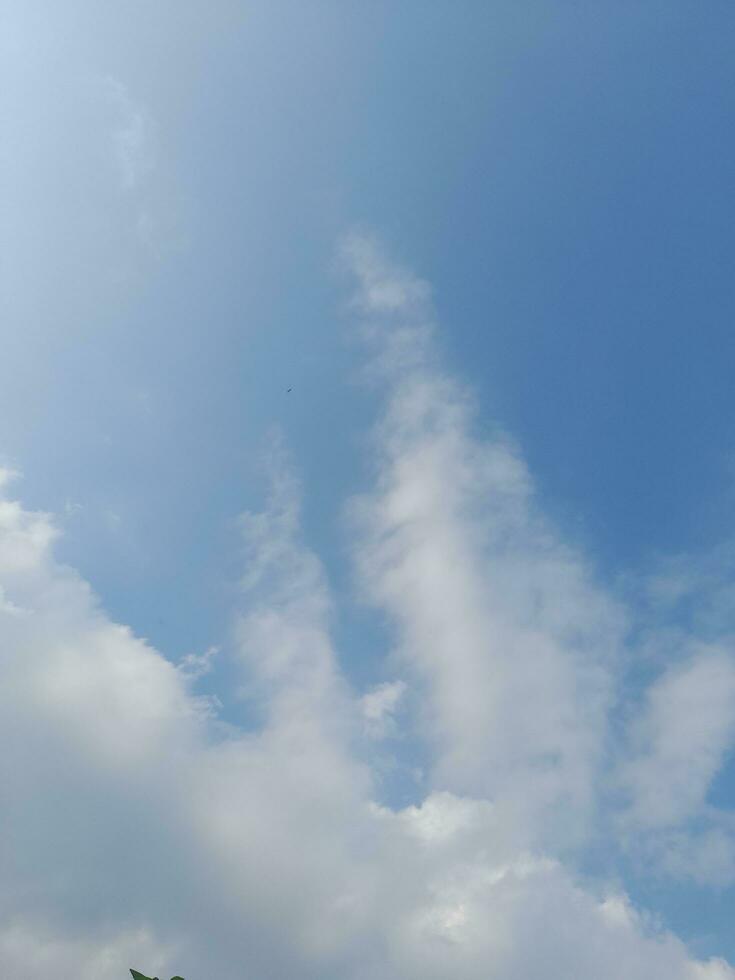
[0,466,20,491]
[617,648,735,831]
[1,243,735,978]
[361,679,407,738]
[0,922,172,980]
[343,234,625,854]
[177,644,220,681]
[657,827,735,888]
[0,583,27,617]
[613,645,735,885]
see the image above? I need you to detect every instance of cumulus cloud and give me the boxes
[1,245,735,978]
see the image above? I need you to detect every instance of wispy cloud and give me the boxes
[617,650,735,831]
[101,75,160,253]
[361,679,407,739]
[104,76,155,191]
[343,233,625,852]
[177,644,220,681]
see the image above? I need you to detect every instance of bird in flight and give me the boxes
[287,387,292,392]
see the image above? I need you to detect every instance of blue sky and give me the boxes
[3,2,735,977]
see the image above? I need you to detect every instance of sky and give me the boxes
[3,1,735,977]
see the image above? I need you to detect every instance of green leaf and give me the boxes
[130,967,184,979]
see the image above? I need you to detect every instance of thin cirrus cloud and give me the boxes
[103,76,156,192]
[1,241,735,977]
[100,75,159,251]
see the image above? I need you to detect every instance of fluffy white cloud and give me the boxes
[2,237,735,979]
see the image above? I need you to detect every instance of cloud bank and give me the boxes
[1,240,734,978]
